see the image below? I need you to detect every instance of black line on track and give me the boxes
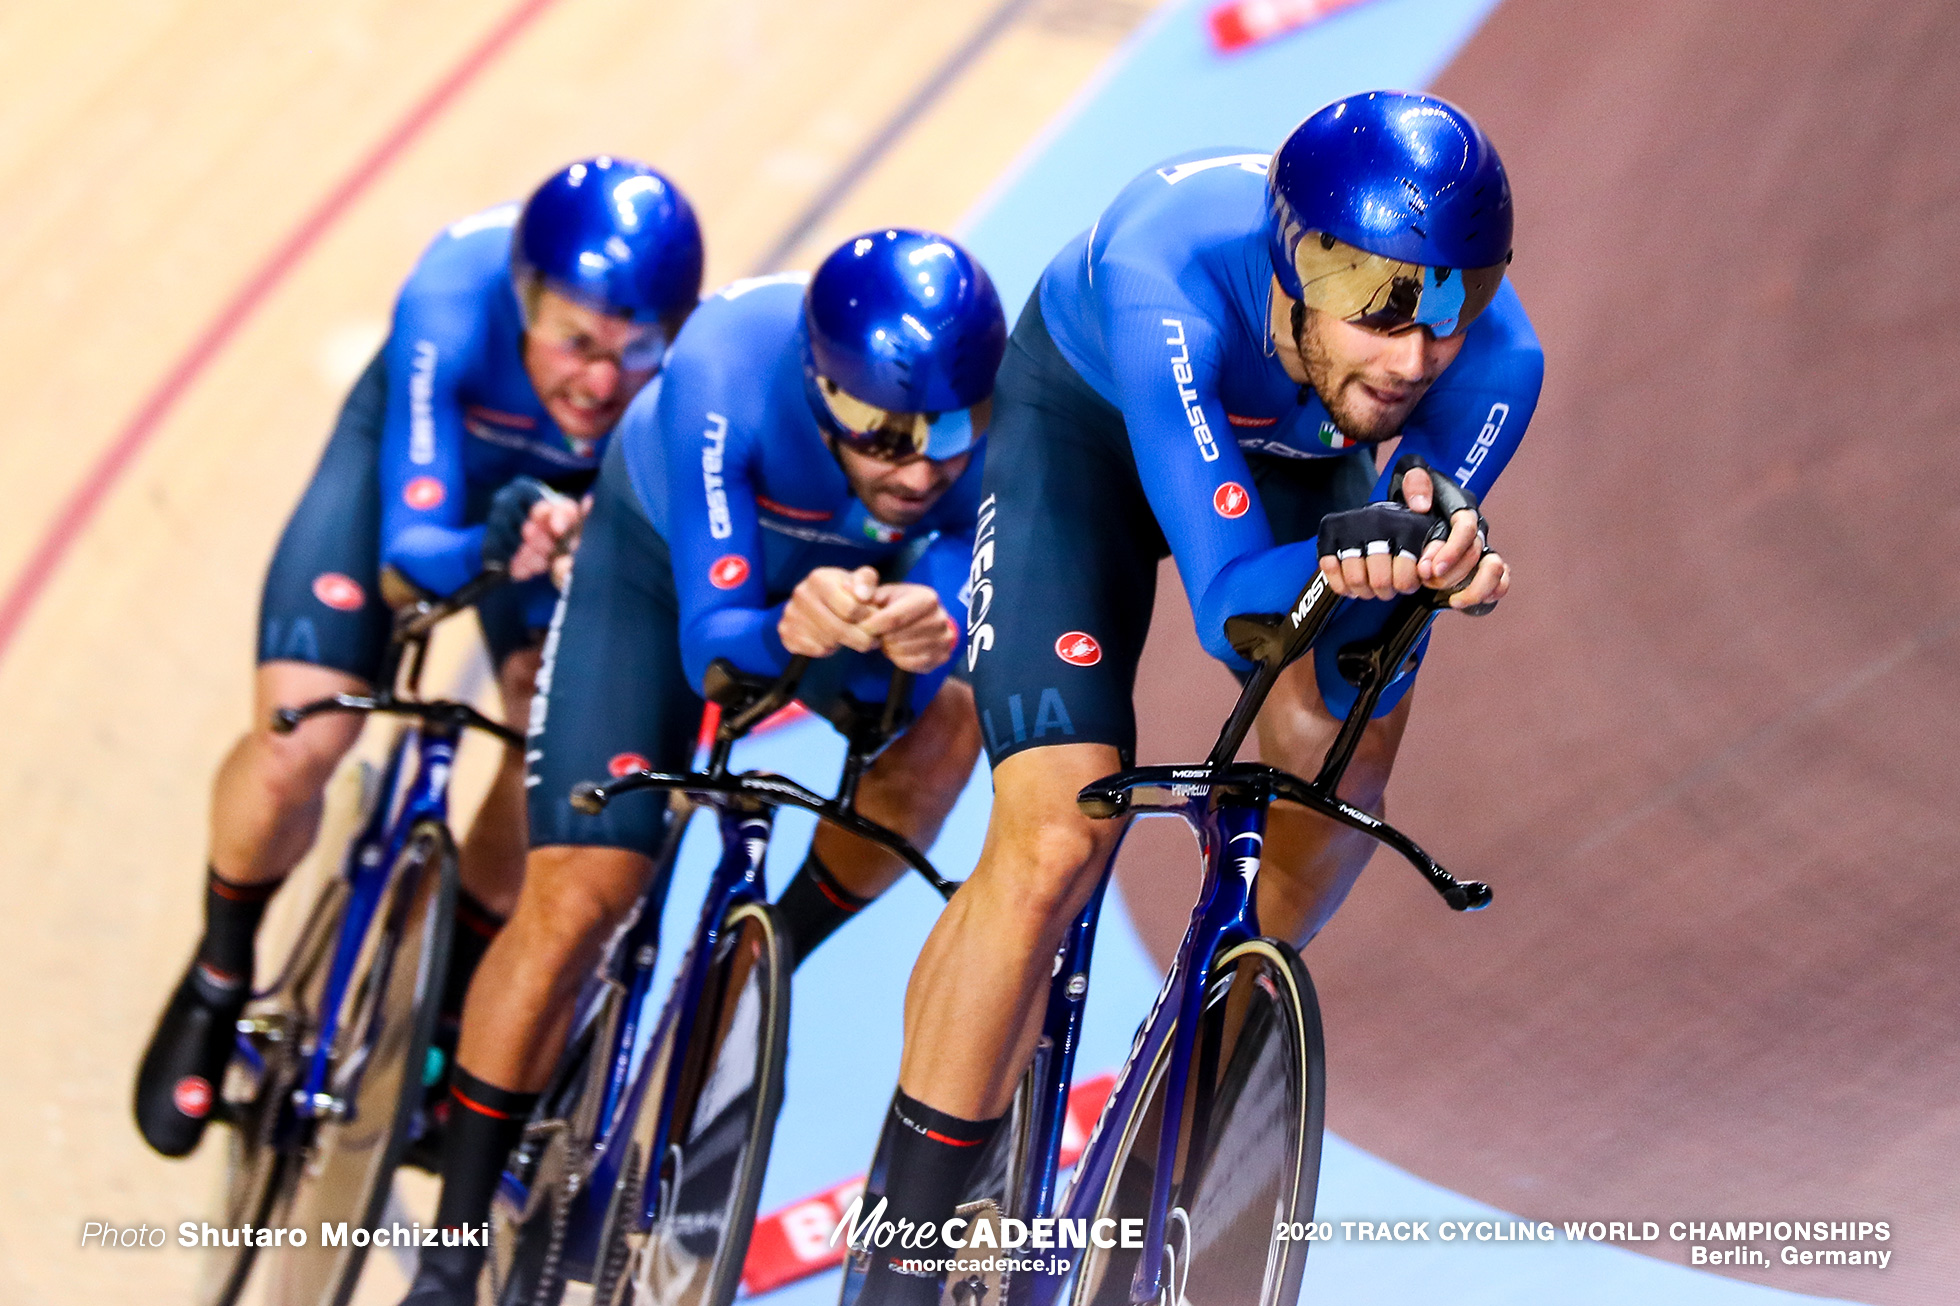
[749,0,1041,273]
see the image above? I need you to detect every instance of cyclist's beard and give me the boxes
[1294,313,1424,446]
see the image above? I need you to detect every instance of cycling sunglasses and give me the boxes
[1289,230,1507,338]
[813,375,990,463]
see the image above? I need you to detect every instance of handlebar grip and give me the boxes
[1077,791,1127,820]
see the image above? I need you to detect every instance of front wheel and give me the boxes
[1064,938,1324,1306]
[591,899,790,1306]
[260,819,458,1306]
[198,876,347,1306]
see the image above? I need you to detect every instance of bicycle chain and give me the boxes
[588,1144,644,1305]
[527,1163,578,1306]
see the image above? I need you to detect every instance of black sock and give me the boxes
[432,1066,538,1234]
[858,1090,1002,1303]
[196,866,282,992]
[440,890,505,1024]
[774,852,872,968]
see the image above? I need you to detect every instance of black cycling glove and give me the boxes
[1316,501,1447,564]
[482,476,552,569]
[1389,454,1498,614]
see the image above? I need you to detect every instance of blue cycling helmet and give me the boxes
[511,156,703,341]
[1268,91,1512,336]
[802,229,1006,462]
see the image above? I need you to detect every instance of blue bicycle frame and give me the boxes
[283,721,458,1119]
[257,567,524,1130]
[497,656,954,1285]
[998,572,1492,1306]
[506,800,776,1280]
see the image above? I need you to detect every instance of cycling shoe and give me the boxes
[133,958,247,1157]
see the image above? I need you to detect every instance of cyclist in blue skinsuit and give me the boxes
[396,229,1005,1304]
[846,93,1543,1303]
[134,157,703,1161]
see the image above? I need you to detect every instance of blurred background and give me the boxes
[1,1,1953,1303]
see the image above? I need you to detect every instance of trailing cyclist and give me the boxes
[133,157,704,1160]
[397,228,1006,1304]
[847,92,1546,1302]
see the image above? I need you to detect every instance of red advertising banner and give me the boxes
[740,1072,1118,1296]
[1206,0,1377,53]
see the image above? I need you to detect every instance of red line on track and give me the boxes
[0,0,564,667]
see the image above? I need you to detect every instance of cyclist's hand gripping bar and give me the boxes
[1079,459,1491,911]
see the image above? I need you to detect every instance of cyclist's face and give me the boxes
[1270,278,1467,444]
[831,440,971,528]
[522,289,665,440]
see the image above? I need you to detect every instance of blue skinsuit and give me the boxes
[522,274,982,853]
[379,203,611,607]
[258,202,610,678]
[1038,148,1543,709]
[616,273,982,711]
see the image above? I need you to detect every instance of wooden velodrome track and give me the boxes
[0,2,1152,1301]
[7,0,1956,1304]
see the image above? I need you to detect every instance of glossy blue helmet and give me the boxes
[511,157,704,337]
[1268,91,1512,336]
[803,229,1006,462]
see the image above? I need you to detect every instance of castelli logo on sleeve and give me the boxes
[607,752,651,778]
[1213,482,1249,519]
[311,572,366,611]
[403,476,446,510]
[709,555,751,590]
[1055,631,1102,666]
[173,1076,214,1119]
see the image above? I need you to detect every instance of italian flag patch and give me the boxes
[1316,420,1351,450]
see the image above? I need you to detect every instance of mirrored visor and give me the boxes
[1290,231,1507,337]
[816,377,990,462]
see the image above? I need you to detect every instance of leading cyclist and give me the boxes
[848,92,1545,1301]
[133,157,704,1160]
[397,229,1005,1304]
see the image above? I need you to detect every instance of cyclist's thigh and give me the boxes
[1250,448,1431,720]
[249,662,370,758]
[526,438,703,863]
[256,350,391,684]
[967,297,1165,770]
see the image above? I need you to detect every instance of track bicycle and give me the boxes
[200,566,524,1306]
[937,474,1493,1306]
[485,655,958,1306]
